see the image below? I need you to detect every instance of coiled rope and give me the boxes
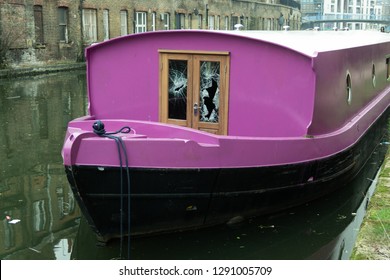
[92,120,132,259]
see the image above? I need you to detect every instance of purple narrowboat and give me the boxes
[62,30,390,242]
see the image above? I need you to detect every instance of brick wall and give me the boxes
[0,0,301,66]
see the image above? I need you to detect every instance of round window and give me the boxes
[346,73,352,105]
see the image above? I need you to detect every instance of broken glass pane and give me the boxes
[199,61,220,123]
[168,60,188,120]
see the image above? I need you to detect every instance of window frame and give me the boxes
[120,10,128,36]
[386,56,390,82]
[225,16,229,30]
[152,12,156,31]
[135,11,147,33]
[209,15,215,30]
[103,9,110,41]
[34,5,44,44]
[159,50,230,135]
[346,71,352,105]
[82,8,97,43]
[58,7,69,43]
[162,13,170,30]
[198,14,203,29]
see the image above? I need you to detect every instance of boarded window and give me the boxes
[0,4,28,48]
[34,5,44,44]
[120,10,128,36]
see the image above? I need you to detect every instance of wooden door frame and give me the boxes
[159,52,193,128]
[159,50,230,135]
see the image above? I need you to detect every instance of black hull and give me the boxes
[65,110,389,242]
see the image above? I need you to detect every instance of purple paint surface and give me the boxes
[62,30,390,168]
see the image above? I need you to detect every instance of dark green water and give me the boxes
[0,71,387,260]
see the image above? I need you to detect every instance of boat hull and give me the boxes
[65,109,389,242]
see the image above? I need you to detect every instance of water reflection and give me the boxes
[0,72,87,259]
[0,71,387,260]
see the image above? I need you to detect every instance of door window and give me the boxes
[168,59,188,120]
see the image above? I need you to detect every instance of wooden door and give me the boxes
[159,51,230,135]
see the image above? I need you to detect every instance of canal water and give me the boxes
[0,71,387,260]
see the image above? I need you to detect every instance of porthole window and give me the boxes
[346,73,352,105]
[372,64,376,88]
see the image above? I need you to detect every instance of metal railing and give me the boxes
[302,13,390,23]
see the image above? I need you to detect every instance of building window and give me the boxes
[215,16,220,30]
[162,13,170,30]
[120,10,128,36]
[34,5,44,44]
[225,16,229,30]
[82,9,97,43]
[152,12,156,31]
[188,14,192,29]
[198,14,203,29]
[103,9,109,41]
[209,15,215,30]
[260,18,265,30]
[176,13,185,29]
[58,7,68,43]
[232,16,239,30]
[135,12,147,33]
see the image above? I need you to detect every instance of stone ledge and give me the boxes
[0,62,86,79]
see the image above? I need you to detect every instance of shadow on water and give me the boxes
[0,71,388,260]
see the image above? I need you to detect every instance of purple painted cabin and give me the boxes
[62,30,390,241]
[85,30,389,136]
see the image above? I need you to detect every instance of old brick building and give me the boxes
[0,0,301,67]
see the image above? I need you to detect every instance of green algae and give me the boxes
[351,149,390,260]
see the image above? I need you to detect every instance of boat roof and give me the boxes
[217,30,390,57]
[87,30,390,59]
